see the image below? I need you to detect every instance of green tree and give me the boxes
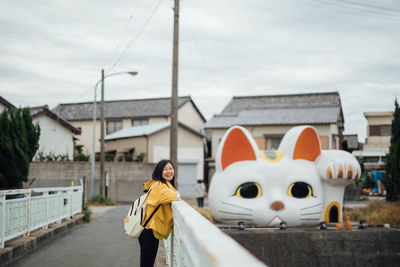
[384,99,400,201]
[0,108,40,188]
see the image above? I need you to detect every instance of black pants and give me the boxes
[139,228,159,267]
[197,197,204,207]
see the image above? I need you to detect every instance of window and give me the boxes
[107,120,122,134]
[369,125,391,136]
[381,125,391,136]
[132,118,149,127]
[265,136,282,150]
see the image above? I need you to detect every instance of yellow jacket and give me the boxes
[143,179,180,239]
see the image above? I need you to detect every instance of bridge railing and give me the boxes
[0,186,83,248]
[165,200,266,267]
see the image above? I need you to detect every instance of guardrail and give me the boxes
[0,186,83,248]
[165,201,266,267]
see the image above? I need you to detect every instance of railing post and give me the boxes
[1,194,6,248]
[69,188,73,218]
[57,189,62,224]
[170,227,174,266]
[26,189,32,237]
[44,191,49,230]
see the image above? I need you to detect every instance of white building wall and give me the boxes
[69,120,100,156]
[33,115,75,160]
[178,102,205,131]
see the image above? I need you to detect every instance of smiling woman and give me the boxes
[138,159,180,267]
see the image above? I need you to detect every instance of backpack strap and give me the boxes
[142,204,161,227]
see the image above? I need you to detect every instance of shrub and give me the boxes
[87,195,116,206]
[82,204,92,222]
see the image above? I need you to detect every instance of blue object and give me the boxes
[372,171,384,184]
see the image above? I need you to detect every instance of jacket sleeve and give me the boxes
[149,182,180,206]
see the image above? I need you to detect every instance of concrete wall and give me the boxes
[224,228,400,267]
[29,162,155,203]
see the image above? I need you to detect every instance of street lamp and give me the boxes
[90,70,138,197]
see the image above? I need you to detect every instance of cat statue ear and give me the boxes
[216,126,259,171]
[278,126,321,161]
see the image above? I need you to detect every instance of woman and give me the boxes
[139,159,180,267]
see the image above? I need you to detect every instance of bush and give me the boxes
[87,195,116,206]
[74,153,90,162]
[82,204,92,222]
[134,152,146,162]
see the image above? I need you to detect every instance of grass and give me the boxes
[344,201,400,226]
[192,207,214,223]
[87,195,117,206]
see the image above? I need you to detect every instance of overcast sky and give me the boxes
[1,0,399,142]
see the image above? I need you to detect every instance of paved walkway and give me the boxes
[9,205,141,267]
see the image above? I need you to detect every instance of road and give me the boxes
[9,205,140,267]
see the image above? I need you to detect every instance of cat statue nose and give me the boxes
[270,201,285,211]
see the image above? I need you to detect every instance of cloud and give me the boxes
[0,0,399,143]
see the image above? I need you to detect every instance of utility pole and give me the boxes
[100,69,105,196]
[170,0,179,181]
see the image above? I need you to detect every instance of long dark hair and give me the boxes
[152,159,176,188]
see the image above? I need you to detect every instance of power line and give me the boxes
[335,0,400,13]
[111,0,139,57]
[310,0,400,19]
[107,0,164,73]
[181,14,223,91]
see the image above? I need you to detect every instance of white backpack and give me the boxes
[124,184,161,238]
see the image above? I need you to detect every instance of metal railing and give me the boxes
[0,186,83,248]
[165,201,267,267]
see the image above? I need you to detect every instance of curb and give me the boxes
[0,214,84,266]
[156,240,168,267]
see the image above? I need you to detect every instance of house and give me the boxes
[53,96,206,196]
[53,96,205,155]
[30,106,81,161]
[0,96,16,113]
[352,111,393,165]
[204,92,345,160]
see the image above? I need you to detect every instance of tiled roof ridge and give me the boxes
[57,95,191,106]
[244,104,340,110]
[231,91,339,99]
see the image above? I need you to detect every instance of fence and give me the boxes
[165,201,266,267]
[0,186,83,248]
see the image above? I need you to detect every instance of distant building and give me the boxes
[30,106,81,161]
[353,111,393,165]
[0,96,16,113]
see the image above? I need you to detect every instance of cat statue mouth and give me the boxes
[267,216,283,226]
